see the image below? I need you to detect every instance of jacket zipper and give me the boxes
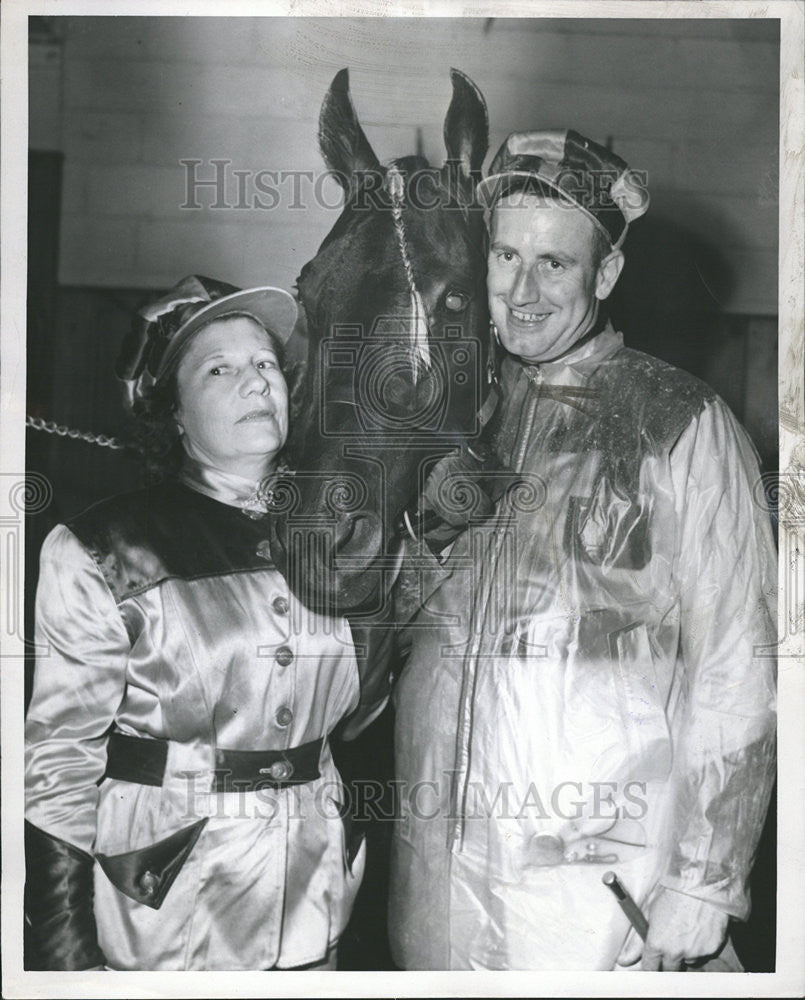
[449,364,543,849]
[515,365,543,473]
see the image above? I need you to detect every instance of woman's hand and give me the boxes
[24,822,107,970]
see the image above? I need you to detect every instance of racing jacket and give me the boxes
[389,324,777,970]
[25,460,364,970]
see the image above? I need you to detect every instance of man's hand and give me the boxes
[615,887,729,971]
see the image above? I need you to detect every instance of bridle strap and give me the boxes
[474,320,502,436]
[475,376,502,435]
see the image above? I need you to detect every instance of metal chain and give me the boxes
[26,415,127,450]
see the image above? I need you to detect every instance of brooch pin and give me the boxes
[241,465,288,519]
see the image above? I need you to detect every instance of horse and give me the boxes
[268,68,493,624]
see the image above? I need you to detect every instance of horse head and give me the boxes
[269,68,491,614]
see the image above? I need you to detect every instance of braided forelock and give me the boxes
[386,164,432,381]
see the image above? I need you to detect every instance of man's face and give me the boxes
[487,192,622,364]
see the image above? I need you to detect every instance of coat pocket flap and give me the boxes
[95,818,208,910]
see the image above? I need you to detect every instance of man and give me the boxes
[389,130,777,971]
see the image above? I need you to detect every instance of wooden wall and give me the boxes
[29,16,779,314]
[27,15,780,477]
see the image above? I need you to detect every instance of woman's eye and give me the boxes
[208,366,223,376]
[256,359,276,370]
[444,292,468,312]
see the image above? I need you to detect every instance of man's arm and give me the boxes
[620,399,777,969]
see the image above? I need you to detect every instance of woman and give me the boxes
[24,275,365,971]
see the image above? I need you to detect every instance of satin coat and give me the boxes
[389,325,777,970]
[25,462,364,970]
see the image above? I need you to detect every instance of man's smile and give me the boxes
[508,305,552,324]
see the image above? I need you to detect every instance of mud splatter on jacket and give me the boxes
[390,325,777,970]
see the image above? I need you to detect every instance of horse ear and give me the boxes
[319,68,381,194]
[443,68,489,179]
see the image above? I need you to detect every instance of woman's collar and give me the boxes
[179,454,284,515]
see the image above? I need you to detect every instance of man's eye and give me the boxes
[208,366,224,376]
[547,259,564,271]
[444,292,468,312]
[256,359,276,370]
[498,251,516,263]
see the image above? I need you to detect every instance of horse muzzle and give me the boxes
[267,506,390,614]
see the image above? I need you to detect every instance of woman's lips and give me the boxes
[237,409,276,423]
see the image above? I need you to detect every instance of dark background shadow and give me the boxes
[609,203,777,473]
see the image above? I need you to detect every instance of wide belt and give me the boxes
[104,731,324,792]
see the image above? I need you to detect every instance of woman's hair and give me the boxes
[127,372,184,484]
[126,314,287,484]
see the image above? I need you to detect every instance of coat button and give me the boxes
[272,595,289,615]
[268,760,292,781]
[275,645,293,666]
[256,540,272,559]
[276,706,293,727]
[529,833,564,866]
[139,870,161,896]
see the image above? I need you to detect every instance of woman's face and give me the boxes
[175,315,288,479]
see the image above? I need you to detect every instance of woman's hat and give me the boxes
[477,129,650,248]
[116,275,298,409]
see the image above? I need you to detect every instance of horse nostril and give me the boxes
[332,512,383,568]
[332,513,357,549]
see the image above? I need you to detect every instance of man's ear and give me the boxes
[595,248,625,301]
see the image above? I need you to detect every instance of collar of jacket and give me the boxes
[179,455,283,518]
[499,324,624,427]
[66,478,280,603]
[502,323,624,388]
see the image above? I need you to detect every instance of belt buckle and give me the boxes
[259,759,293,781]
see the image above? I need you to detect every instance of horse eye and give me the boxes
[445,292,468,312]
